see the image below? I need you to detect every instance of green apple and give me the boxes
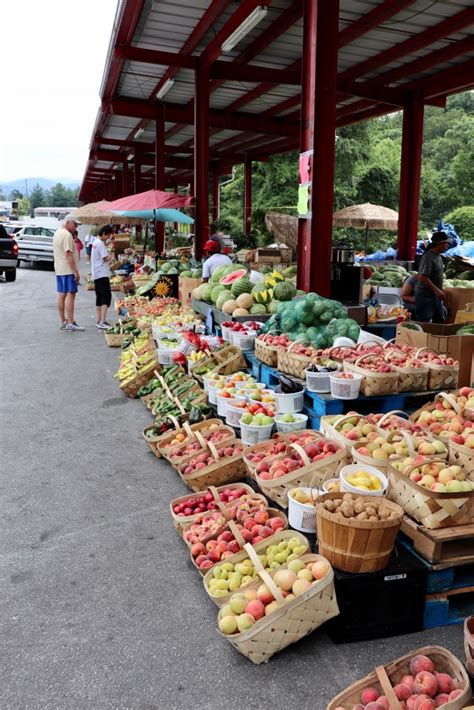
[241,413,253,425]
[281,413,295,423]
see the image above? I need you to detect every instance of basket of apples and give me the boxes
[170,483,256,533]
[255,331,290,367]
[344,353,400,397]
[387,458,474,529]
[162,425,236,467]
[328,646,471,710]
[410,390,466,433]
[203,529,310,605]
[415,347,459,391]
[251,432,347,509]
[155,419,222,455]
[188,511,288,575]
[178,439,246,492]
[370,410,426,435]
[277,339,321,380]
[384,348,429,392]
[227,322,258,352]
[217,547,338,665]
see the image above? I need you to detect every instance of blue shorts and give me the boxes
[85,245,92,256]
[56,274,78,294]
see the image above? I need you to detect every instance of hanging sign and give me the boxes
[154,273,179,299]
[298,150,313,219]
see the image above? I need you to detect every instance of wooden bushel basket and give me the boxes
[320,413,374,454]
[253,436,348,509]
[203,530,310,606]
[449,438,474,471]
[327,645,471,710]
[383,346,429,392]
[316,492,404,573]
[104,332,126,347]
[277,339,314,380]
[215,345,247,375]
[156,419,223,456]
[254,331,281,367]
[218,545,339,664]
[388,459,474,529]
[119,360,158,398]
[415,347,459,391]
[410,390,463,425]
[169,483,256,535]
[242,433,289,481]
[344,353,399,397]
[178,440,246,492]
[142,424,164,458]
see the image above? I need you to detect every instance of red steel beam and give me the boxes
[101,0,145,102]
[155,105,165,251]
[211,170,219,224]
[244,158,252,235]
[194,63,210,259]
[209,63,300,85]
[397,98,424,261]
[413,57,474,99]
[340,6,474,82]
[338,0,416,47]
[114,45,196,69]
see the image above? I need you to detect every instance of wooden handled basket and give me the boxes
[119,359,159,398]
[242,431,319,481]
[449,437,474,472]
[375,409,414,434]
[156,419,223,456]
[178,440,246,492]
[217,545,339,665]
[344,353,399,397]
[254,331,281,367]
[410,390,463,424]
[327,645,471,710]
[383,350,429,392]
[320,413,373,453]
[253,436,348,509]
[203,530,310,606]
[169,483,256,535]
[415,347,459,391]
[277,338,315,380]
[388,459,474,529]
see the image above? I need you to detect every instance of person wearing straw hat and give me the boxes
[414,232,449,323]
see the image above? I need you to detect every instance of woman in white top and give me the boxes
[201,240,232,282]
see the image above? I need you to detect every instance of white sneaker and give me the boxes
[97,321,108,330]
[65,323,85,332]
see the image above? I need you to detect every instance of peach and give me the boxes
[245,599,265,620]
[434,673,454,695]
[434,694,450,707]
[365,703,385,710]
[311,559,330,580]
[273,569,297,591]
[401,675,415,691]
[377,697,390,709]
[218,615,238,635]
[236,612,255,632]
[410,654,435,676]
[414,696,435,710]
[406,697,418,710]
[414,671,438,698]
[292,578,312,595]
[448,689,463,701]
[256,583,274,605]
[264,600,280,616]
[394,683,412,701]
[243,589,258,602]
[361,687,380,704]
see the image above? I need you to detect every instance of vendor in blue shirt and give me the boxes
[414,232,449,322]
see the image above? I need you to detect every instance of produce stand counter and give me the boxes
[212,307,271,326]
[191,298,213,319]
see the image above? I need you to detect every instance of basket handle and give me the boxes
[382,338,397,349]
[206,440,221,463]
[227,519,246,548]
[356,340,384,351]
[437,391,462,415]
[209,485,222,504]
[194,430,207,450]
[387,429,415,457]
[328,345,355,356]
[333,413,362,432]
[415,346,436,358]
[168,415,181,430]
[153,368,162,379]
[182,422,193,436]
[243,543,285,605]
[262,330,281,343]
[375,666,402,710]
[402,458,449,477]
[354,352,381,366]
[377,410,410,428]
[287,337,306,353]
[289,442,312,467]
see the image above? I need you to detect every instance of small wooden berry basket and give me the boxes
[315,492,404,573]
[203,530,310,606]
[343,353,399,397]
[415,347,459,391]
[328,645,471,710]
[217,544,339,664]
[254,331,281,367]
[105,331,127,347]
[253,437,348,509]
[277,339,314,380]
[178,441,247,492]
[449,437,474,472]
[170,483,256,534]
[387,459,474,529]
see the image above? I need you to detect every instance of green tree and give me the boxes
[18,197,30,216]
[47,182,78,207]
[29,183,47,211]
[8,189,23,200]
[357,166,398,208]
[443,206,474,242]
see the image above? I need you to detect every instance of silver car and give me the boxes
[14,225,55,264]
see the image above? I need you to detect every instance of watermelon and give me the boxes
[220,268,247,285]
[216,289,232,310]
[231,277,253,298]
[191,269,202,278]
[180,270,192,278]
[211,265,228,283]
[250,304,267,316]
[201,283,213,303]
[273,281,296,301]
[211,284,227,304]
[267,299,280,315]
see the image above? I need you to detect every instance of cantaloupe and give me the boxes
[236,293,253,310]
[232,308,249,316]
[222,300,238,315]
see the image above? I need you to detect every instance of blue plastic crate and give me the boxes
[260,363,279,388]
[424,590,474,629]
[244,353,261,381]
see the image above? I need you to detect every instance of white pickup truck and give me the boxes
[8,224,56,264]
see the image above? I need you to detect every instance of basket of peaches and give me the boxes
[243,430,348,508]
[383,347,429,392]
[351,429,448,473]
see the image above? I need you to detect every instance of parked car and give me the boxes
[14,225,55,264]
[0,225,19,281]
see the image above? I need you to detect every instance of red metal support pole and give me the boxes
[133,147,140,193]
[122,160,129,197]
[155,106,165,252]
[297,0,339,296]
[211,170,219,225]
[194,62,210,259]
[397,98,424,262]
[244,157,252,235]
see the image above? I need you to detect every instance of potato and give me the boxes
[356,511,368,521]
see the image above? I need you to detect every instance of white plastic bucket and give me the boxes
[178,337,199,355]
[329,373,362,400]
[234,379,261,391]
[287,487,319,533]
[221,325,232,342]
[202,376,217,393]
[339,463,388,497]
[231,329,257,351]
[322,478,341,494]
[157,348,176,366]
[305,368,331,394]
[245,388,276,405]
[207,382,222,405]
[357,330,387,346]
[275,387,304,413]
[274,413,308,433]
[239,419,274,446]
[225,400,247,428]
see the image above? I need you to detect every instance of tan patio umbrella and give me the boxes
[333,202,398,252]
[70,201,143,225]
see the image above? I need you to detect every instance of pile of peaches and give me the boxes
[391,458,473,493]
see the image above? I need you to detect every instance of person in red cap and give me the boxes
[202,239,232,282]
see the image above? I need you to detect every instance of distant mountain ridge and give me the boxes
[0,177,80,194]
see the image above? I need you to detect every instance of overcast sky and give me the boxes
[1,0,118,184]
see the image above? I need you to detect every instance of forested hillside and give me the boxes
[218,92,474,251]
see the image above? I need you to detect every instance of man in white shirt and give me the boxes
[53,218,84,332]
[201,240,232,282]
[91,224,113,329]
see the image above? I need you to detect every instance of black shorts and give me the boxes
[94,277,111,307]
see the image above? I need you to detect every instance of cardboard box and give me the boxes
[455,303,474,324]
[444,287,474,322]
[114,235,131,254]
[396,322,474,387]
[179,276,201,303]
[255,247,292,264]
